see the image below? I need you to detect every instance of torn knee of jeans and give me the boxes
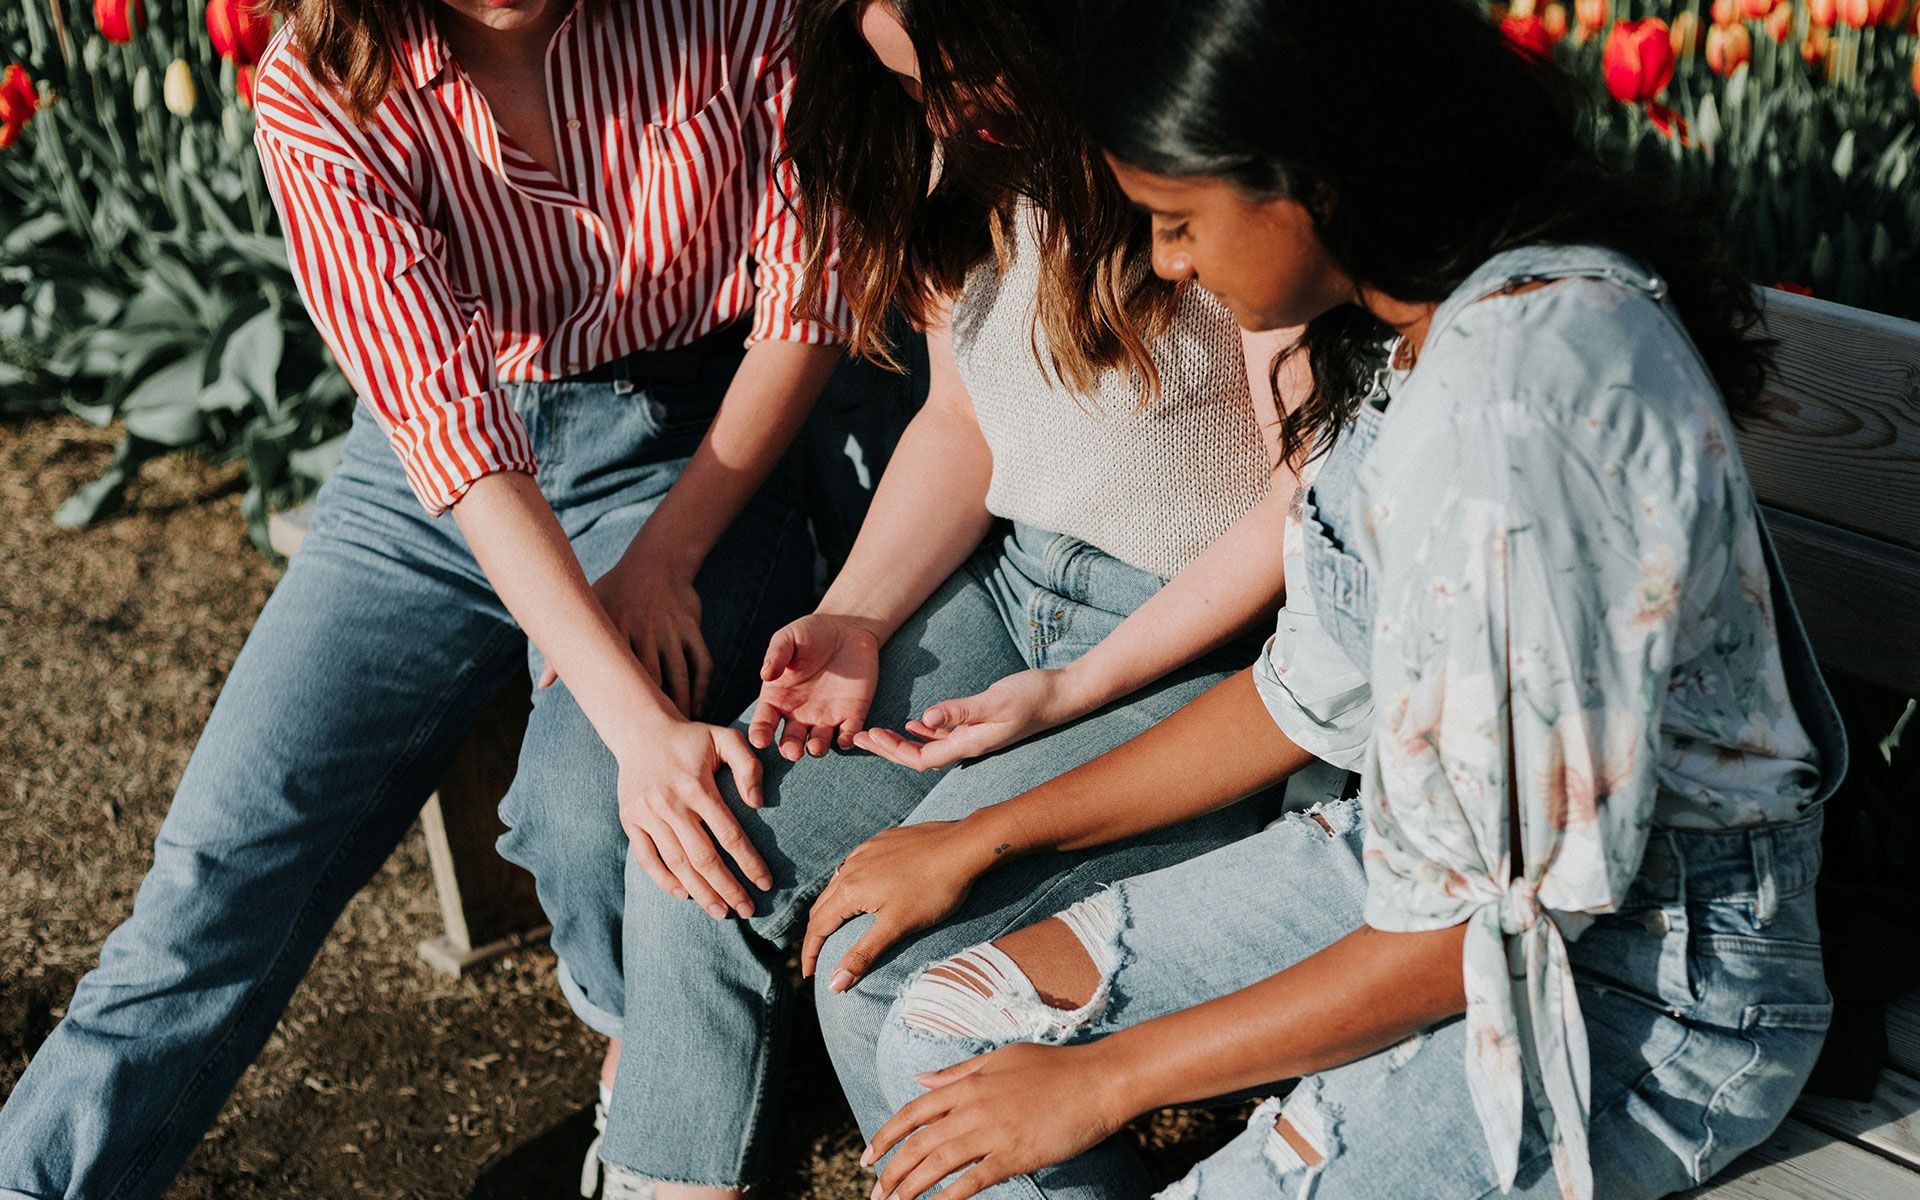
[1383,1029,1427,1072]
[896,890,1125,1044]
[1260,1085,1341,1193]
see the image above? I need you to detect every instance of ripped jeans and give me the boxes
[874,802,1831,1199]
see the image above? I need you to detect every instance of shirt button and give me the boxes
[567,118,582,131]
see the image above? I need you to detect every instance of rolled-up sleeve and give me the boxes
[254,65,534,515]
[1359,391,1701,1200]
[742,47,850,346]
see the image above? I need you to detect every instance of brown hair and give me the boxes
[786,0,1179,396]
[265,0,606,125]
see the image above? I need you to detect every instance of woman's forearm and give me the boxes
[623,339,842,576]
[965,669,1314,858]
[812,392,996,642]
[1049,486,1292,718]
[453,471,680,753]
[1099,923,1469,1119]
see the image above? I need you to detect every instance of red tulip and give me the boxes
[94,0,146,44]
[1741,0,1777,15]
[1769,282,1814,296]
[0,65,37,150]
[206,0,272,67]
[1501,14,1557,58]
[1708,22,1754,73]
[1603,19,1676,104]
[1913,46,1920,98]
[236,64,256,109]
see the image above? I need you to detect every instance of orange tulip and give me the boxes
[1765,1,1796,40]
[1543,3,1571,40]
[1501,14,1557,58]
[0,64,37,150]
[206,0,272,66]
[1603,19,1676,103]
[1711,0,1737,22]
[1809,0,1836,24]
[1744,0,1778,12]
[1707,21,1754,73]
[1575,0,1610,37]
[1802,23,1833,61]
[1835,0,1892,26]
[1912,45,1920,98]
[94,0,146,44]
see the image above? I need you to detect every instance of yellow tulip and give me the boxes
[163,59,196,117]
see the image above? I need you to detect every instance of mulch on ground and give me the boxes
[0,416,1238,1199]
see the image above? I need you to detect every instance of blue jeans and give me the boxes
[0,365,814,1200]
[875,803,1832,1199]
[573,524,1296,1187]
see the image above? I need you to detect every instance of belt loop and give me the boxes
[1752,828,1778,929]
[611,356,635,396]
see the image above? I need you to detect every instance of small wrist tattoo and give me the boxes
[993,842,1011,856]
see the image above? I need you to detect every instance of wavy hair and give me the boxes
[787,0,1179,395]
[1080,0,1771,468]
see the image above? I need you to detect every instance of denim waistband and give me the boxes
[1002,522,1170,616]
[1623,808,1824,917]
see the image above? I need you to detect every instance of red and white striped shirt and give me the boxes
[254,0,847,514]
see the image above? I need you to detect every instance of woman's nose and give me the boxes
[1151,242,1195,283]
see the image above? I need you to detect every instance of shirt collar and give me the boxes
[392,5,452,91]
[1427,242,1670,344]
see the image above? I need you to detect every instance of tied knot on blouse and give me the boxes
[1497,875,1543,935]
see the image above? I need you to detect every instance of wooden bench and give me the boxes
[1681,289,1920,1196]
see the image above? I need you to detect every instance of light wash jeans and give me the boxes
[564,523,1297,1187]
[0,356,815,1200]
[874,801,1833,1199]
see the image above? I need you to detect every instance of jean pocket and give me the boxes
[1741,1002,1834,1034]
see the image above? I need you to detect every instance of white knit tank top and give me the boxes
[950,209,1270,578]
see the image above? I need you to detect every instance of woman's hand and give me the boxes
[617,719,773,920]
[541,552,711,720]
[862,1042,1131,1200]
[801,819,1005,991]
[748,613,884,760]
[852,667,1088,771]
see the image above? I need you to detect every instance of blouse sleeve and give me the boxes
[1359,387,1703,1200]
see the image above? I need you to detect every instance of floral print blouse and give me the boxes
[1261,244,1841,1200]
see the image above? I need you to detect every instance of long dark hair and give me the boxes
[787,0,1179,394]
[1080,0,1770,468]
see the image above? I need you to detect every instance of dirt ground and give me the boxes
[0,416,1236,1200]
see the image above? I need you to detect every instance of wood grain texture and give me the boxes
[1684,1117,1920,1199]
[1890,992,1920,1081]
[1740,290,1920,552]
[1794,1069,1920,1171]
[1763,508,1920,693]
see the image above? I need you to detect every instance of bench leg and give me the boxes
[416,676,551,976]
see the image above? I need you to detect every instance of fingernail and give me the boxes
[830,970,855,993]
[870,1184,884,1200]
[673,889,689,901]
[859,1145,875,1167]
[707,904,727,920]
[755,876,773,890]
[734,902,753,918]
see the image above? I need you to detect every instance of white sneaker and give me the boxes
[579,1085,656,1200]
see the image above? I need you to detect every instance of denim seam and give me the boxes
[102,617,525,1200]
[1692,1024,1771,1182]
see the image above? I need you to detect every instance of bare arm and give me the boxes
[811,317,994,642]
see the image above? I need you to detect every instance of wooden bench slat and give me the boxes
[1793,1069,1920,1171]
[1889,992,1920,1081]
[1762,507,1920,694]
[1741,290,1920,553]
[1683,1117,1920,1198]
